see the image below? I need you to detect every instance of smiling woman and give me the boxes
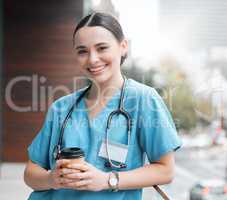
[24,12,182,200]
[72,13,127,88]
[73,26,126,85]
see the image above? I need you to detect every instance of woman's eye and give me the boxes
[77,50,87,55]
[98,46,108,51]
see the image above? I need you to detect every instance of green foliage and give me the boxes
[122,65,155,87]
[123,57,214,131]
[159,60,197,131]
[164,83,197,131]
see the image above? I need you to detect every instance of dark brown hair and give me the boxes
[73,12,127,65]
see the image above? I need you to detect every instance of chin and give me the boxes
[92,73,114,86]
[91,75,111,85]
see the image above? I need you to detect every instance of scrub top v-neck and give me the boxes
[27,79,182,200]
[82,88,121,122]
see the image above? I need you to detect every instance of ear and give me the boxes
[120,39,128,57]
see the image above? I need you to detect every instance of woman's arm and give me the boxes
[63,151,175,191]
[24,159,75,191]
[24,160,52,191]
[118,152,175,190]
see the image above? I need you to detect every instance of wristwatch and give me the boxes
[108,171,119,192]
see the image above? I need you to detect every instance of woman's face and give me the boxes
[73,26,127,84]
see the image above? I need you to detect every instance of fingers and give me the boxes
[64,171,92,180]
[48,169,74,190]
[57,176,75,185]
[58,163,93,189]
[58,168,78,176]
[54,162,105,191]
[50,161,77,189]
[56,159,71,169]
[67,163,89,172]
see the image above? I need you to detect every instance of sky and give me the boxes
[112,0,161,59]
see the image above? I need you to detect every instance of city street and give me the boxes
[143,145,227,200]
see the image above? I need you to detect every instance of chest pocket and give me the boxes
[94,114,131,172]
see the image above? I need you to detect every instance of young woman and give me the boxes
[24,12,181,200]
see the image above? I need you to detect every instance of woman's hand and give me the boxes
[63,162,109,192]
[48,159,78,190]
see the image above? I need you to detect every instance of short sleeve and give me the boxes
[27,105,54,169]
[138,88,182,163]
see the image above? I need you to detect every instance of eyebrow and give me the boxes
[75,42,109,50]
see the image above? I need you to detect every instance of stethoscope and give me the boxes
[53,76,131,169]
[53,76,171,199]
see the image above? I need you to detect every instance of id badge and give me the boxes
[98,139,128,163]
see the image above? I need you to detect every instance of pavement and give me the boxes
[0,163,32,200]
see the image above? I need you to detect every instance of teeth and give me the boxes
[88,65,106,73]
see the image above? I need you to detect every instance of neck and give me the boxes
[87,75,124,101]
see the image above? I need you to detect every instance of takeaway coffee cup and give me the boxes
[59,147,85,168]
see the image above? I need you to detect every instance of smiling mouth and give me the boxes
[88,65,107,75]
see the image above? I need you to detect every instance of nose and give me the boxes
[88,50,99,65]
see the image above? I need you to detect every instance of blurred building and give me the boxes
[159,0,227,124]
[2,0,84,162]
[93,0,119,18]
[1,0,119,162]
[159,0,227,49]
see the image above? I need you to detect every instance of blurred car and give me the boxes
[189,179,227,200]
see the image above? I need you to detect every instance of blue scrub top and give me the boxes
[27,79,182,200]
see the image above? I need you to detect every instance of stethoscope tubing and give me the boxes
[53,77,170,200]
[54,76,131,169]
[54,84,92,160]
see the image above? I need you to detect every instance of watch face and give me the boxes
[110,177,118,186]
